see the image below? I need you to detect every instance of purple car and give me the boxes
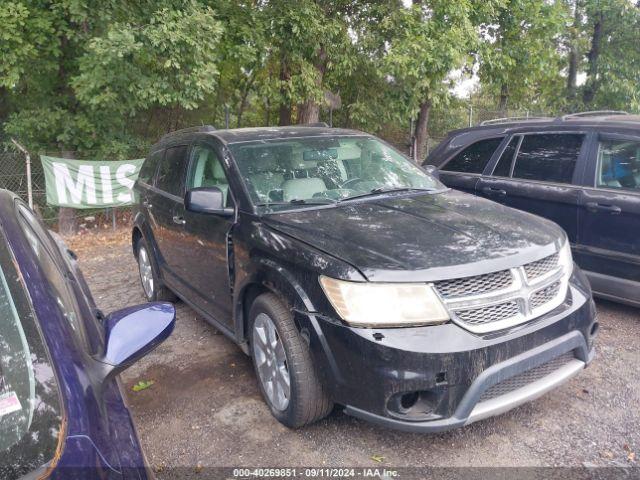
[0,189,175,479]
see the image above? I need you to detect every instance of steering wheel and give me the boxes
[341,178,362,189]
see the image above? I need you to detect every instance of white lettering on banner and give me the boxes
[99,166,113,203]
[53,163,97,205]
[115,164,136,203]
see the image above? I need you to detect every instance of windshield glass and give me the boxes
[229,135,444,209]
[0,232,63,479]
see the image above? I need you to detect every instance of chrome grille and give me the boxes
[530,282,561,310]
[455,301,519,326]
[479,352,575,402]
[435,270,513,299]
[433,251,567,334]
[524,253,559,281]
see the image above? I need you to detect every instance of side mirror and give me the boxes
[185,187,234,216]
[96,302,175,382]
[423,164,440,179]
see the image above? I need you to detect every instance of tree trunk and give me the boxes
[297,46,327,125]
[57,150,77,236]
[498,83,509,111]
[297,100,320,124]
[278,57,292,126]
[566,0,581,100]
[236,76,255,128]
[414,99,431,163]
[583,11,604,105]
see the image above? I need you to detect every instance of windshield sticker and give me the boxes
[0,390,22,417]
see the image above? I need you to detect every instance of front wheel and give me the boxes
[249,293,332,428]
[135,236,176,302]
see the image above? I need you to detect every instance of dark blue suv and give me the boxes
[0,189,175,479]
[425,112,640,307]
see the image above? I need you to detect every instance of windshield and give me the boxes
[228,135,444,209]
[0,232,63,479]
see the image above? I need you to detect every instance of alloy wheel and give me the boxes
[252,313,291,411]
[138,246,154,299]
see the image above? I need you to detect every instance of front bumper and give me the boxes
[302,272,597,433]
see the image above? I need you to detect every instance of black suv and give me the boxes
[425,111,640,307]
[132,125,597,432]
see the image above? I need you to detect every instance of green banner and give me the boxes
[41,156,145,209]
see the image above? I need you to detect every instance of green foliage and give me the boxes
[477,0,568,110]
[0,2,57,89]
[0,0,639,157]
[73,3,222,114]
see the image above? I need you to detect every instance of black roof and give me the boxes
[211,126,365,144]
[448,113,640,137]
[154,126,368,149]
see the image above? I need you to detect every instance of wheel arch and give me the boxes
[235,259,317,346]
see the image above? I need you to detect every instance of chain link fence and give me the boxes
[1,105,553,233]
[0,145,136,232]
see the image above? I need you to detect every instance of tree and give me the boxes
[579,0,640,110]
[381,1,497,162]
[477,0,567,112]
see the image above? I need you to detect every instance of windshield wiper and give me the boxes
[338,187,436,203]
[255,198,337,207]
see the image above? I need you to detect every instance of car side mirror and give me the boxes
[185,187,234,216]
[423,164,440,179]
[96,302,175,383]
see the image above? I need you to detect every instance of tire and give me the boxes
[249,292,332,428]
[135,236,177,302]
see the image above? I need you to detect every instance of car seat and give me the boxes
[282,178,327,201]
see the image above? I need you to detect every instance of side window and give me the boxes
[512,133,584,184]
[138,150,163,185]
[596,138,640,191]
[156,145,189,196]
[16,205,86,345]
[187,145,232,207]
[442,137,503,174]
[492,136,519,177]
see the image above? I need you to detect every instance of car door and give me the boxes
[151,144,190,282]
[435,136,506,194]
[177,141,236,328]
[136,149,164,240]
[476,131,589,245]
[576,133,640,303]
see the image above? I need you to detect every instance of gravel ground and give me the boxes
[69,230,640,475]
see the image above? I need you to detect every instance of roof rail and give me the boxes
[160,125,216,141]
[480,116,553,126]
[303,122,329,127]
[560,110,628,120]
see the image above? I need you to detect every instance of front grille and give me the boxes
[454,301,519,326]
[435,270,513,299]
[433,251,566,333]
[479,352,575,402]
[524,253,559,281]
[530,282,561,310]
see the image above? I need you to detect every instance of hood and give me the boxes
[263,190,565,282]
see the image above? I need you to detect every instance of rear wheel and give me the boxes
[249,292,332,428]
[135,236,176,302]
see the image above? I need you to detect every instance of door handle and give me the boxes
[142,200,153,209]
[585,202,622,214]
[172,215,186,225]
[481,187,507,197]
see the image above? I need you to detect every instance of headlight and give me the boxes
[319,276,450,328]
[558,237,573,277]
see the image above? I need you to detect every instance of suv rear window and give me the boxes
[138,150,163,185]
[0,231,63,480]
[156,145,189,196]
[442,137,503,174]
[512,133,584,184]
